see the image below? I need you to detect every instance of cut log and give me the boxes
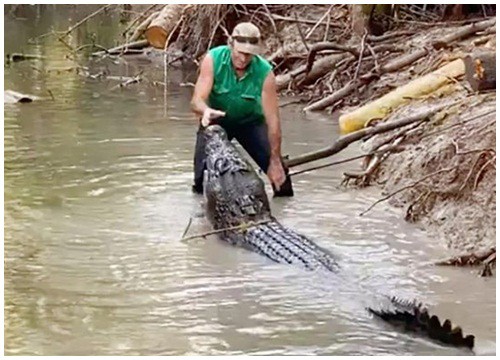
[145,4,189,49]
[129,11,159,42]
[338,59,465,134]
[464,51,496,92]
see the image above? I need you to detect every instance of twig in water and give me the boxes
[63,4,114,37]
[180,220,270,242]
[47,89,55,101]
[75,43,108,53]
[56,34,76,52]
[181,217,193,239]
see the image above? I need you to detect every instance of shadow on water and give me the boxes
[4,5,495,356]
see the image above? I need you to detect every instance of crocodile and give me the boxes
[202,124,475,349]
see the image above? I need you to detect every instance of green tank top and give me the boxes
[208,45,272,129]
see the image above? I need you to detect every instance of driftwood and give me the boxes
[285,101,454,168]
[463,50,496,92]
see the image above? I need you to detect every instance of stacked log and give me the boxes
[463,51,496,92]
[144,4,190,49]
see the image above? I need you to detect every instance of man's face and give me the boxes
[231,47,253,71]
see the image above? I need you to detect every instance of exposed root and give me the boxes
[435,247,495,266]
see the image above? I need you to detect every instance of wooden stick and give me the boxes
[289,144,404,177]
[180,220,271,242]
[287,102,456,168]
[181,217,193,239]
[353,30,369,82]
[64,4,114,37]
[473,154,496,190]
[294,12,309,52]
[92,39,149,56]
[306,5,333,39]
[271,14,341,27]
[323,7,331,41]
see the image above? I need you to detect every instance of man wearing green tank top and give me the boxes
[191,22,294,197]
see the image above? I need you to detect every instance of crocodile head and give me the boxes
[203,125,271,229]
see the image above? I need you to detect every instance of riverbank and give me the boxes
[9,4,496,257]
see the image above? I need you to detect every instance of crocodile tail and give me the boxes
[367,296,475,349]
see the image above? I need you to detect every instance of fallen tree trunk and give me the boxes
[464,50,496,92]
[338,59,465,134]
[285,101,454,167]
[145,4,189,49]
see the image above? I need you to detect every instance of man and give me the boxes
[191,22,294,197]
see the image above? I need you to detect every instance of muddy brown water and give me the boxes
[4,5,495,356]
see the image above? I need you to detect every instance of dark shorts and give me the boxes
[193,122,293,196]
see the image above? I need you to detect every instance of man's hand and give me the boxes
[201,108,226,127]
[267,157,286,191]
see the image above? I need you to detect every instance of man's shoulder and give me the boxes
[209,45,230,57]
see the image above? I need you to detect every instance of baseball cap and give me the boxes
[231,22,263,55]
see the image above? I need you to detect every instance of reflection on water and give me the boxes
[4,5,495,356]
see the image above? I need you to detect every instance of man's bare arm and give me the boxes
[262,71,282,161]
[191,54,213,116]
[191,54,226,125]
[262,71,286,188]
